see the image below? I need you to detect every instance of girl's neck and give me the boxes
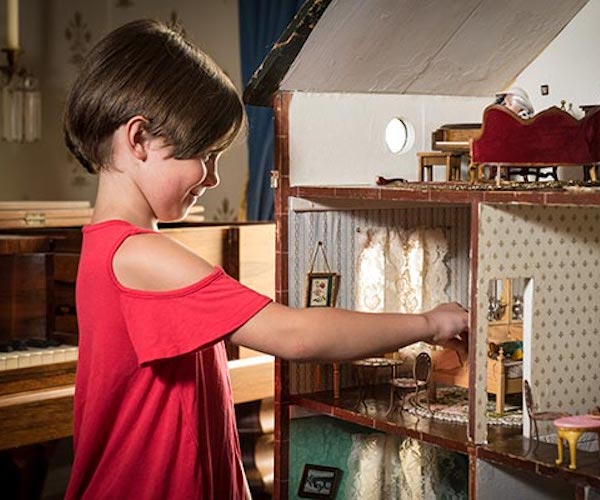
[92,170,158,230]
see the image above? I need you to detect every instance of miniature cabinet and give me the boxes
[431,277,526,415]
[271,92,600,499]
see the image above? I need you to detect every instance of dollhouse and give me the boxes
[246,0,600,498]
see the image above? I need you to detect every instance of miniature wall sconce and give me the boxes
[1,0,42,143]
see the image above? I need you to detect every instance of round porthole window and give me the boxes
[385,117,414,154]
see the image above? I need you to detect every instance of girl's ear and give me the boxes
[125,116,151,161]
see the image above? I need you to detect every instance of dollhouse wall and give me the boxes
[288,93,490,186]
[287,204,471,395]
[475,204,600,443]
[475,459,576,499]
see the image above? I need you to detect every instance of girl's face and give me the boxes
[137,141,221,222]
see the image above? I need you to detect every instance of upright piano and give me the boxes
[431,123,481,154]
[0,202,275,497]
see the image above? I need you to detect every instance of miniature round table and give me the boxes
[352,357,404,411]
[553,415,600,470]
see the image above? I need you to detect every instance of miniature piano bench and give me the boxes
[417,151,462,182]
[554,415,600,470]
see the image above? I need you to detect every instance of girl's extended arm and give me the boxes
[229,302,468,362]
[112,233,468,361]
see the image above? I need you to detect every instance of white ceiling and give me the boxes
[280,0,588,96]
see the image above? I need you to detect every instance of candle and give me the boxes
[7,0,19,50]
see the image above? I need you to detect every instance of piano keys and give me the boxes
[431,123,481,154]
[0,344,78,371]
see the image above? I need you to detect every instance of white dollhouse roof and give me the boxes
[245,0,588,105]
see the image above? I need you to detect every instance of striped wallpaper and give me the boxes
[287,203,471,395]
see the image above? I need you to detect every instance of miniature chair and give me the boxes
[386,352,432,418]
[352,357,404,412]
[523,380,569,452]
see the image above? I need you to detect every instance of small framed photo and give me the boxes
[305,272,340,308]
[298,464,342,499]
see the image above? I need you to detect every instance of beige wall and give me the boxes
[0,0,247,221]
[475,204,600,443]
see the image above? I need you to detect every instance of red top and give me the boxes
[66,220,271,500]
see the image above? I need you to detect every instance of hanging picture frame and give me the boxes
[305,242,340,308]
[298,464,342,499]
[306,272,339,307]
[305,241,341,397]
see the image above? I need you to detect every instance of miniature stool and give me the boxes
[417,152,462,182]
[554,415,600,470]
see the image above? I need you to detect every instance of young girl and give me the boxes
[64,19,468,500]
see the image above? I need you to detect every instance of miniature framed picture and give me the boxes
[298,464,342,499]
[305,272,340,308]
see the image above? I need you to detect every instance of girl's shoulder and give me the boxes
[112,231,215,292]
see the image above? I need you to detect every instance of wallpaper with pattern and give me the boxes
[287,204,471,395]
[475,204,600,443]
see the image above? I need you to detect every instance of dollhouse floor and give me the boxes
[381,179,600,191]
[290,384,600,488]
[408,387,522,427]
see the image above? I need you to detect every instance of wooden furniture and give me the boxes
[431,279,523,414]
[430,348,521,415]
[469,105,600,183]
[0,201,92,229]
[417,151,462,181]
[485,278,524,414]
[554,415,600,470]
[431,123,481,154]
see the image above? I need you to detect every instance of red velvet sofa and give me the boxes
[469,105,600,182]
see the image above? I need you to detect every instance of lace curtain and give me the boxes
[356,227,449,315]
[350,229,455,498]
[356,227,449,363]
[347,434,468,499]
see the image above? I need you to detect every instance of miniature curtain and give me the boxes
[346,433,468,499]
[355,227,449,363]
[355,227,449,314]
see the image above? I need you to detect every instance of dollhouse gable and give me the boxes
[245,0,591,186]
[245,0,588,103]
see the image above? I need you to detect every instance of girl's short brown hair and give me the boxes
[64,19,245,173]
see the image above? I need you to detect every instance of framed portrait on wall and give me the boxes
[298,464,342,499]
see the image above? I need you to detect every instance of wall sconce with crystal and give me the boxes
[2,67,41,142]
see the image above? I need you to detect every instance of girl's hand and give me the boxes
[423,302,469,353]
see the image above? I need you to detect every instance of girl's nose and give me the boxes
[203,160,220,189]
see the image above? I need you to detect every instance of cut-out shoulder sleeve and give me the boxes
[119,268,271,365]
